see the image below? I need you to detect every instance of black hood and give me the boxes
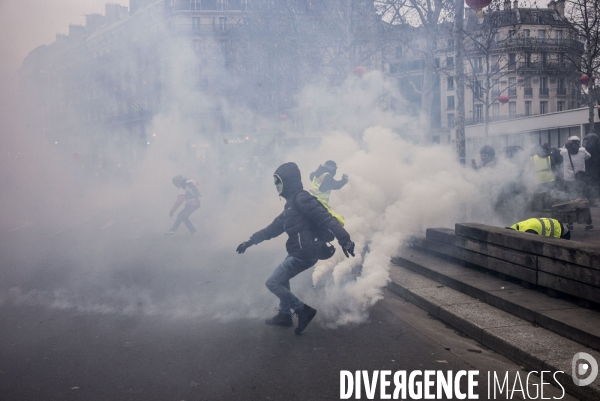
[274,162,303,199]
[309,164,335,181]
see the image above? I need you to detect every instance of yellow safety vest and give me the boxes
[531,155,555,185]
[309,173,332,203]
[510,218,562,238]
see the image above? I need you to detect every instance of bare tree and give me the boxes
[564,0,600,130]
[228,1,383,119]
[462,0,522,137]
[376,0,454,139]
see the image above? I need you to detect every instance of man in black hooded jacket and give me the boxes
[236,162,355,334]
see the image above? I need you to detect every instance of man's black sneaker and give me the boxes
[585,224,594,231]
[265,311,293,327]
[294,304,317,334]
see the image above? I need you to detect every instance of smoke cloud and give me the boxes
[0,2,538,329]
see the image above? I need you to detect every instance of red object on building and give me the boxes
[498,95,510,104]
[353,66,367,77]
[465,0,492,8]
[580,75,590,86]
[465,0,492,20]
[280,114,288,120]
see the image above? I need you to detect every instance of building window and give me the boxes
[508,53,516,70]
[447,95,455,109]
[524,52,532,68]
[473,57,483,74]
[540,101,548,114]
[202,0,217,10]
[525,101,532,116]
[556,30,563,41]
[541,52,548,67]
[229,0,242,10]
[557,78,566,95]
[475,104,483,123]
[508,77,517,96]
[509,30,516,42]
[219,17,227,31]
[446,56,454,67]
[473,80,484,99]
[395,46,403,59]
[491,55,499,72]
[447,77,454,90]
[447,113,455,129]
[509,101,517,117]
[217,0,227,10]
[191,0,200,10]
[193,17,201,31]
[557,101,565,111]
[523,29,530,38]
[538,29,546,39]
[540,77,548,95]
[492,103,499,117]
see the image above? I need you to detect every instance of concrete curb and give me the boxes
[388,263,600,401]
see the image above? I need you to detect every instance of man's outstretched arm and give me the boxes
[236,213,285,253]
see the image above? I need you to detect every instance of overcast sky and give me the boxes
[0,0,128,139]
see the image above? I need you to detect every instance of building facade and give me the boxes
[19,0,247,165]
[440,0,584,155]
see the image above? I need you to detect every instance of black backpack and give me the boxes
[292,193,336,260]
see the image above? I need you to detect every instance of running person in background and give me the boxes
[308,160,348,205]
[166,175,200,235]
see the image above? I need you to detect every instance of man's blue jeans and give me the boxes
[265,255,317,315]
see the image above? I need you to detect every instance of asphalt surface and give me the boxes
[0,202,575,400]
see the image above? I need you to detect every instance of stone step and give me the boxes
[392,246,600,352]
[388,259,600,401]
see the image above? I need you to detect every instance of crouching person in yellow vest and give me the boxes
[508,217,570,240]
[308,160,348,205]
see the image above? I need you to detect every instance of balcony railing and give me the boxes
[508,89,517,97]
[539,87,549,96]
[524,88,533,96]
[490,38,584,52]
[557,88,567,95]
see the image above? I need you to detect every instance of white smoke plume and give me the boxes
[0,4,538,328]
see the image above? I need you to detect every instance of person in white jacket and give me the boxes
[559,136,593,230]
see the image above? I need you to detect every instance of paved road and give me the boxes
[0,205,574,400]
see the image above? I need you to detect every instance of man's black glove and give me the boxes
[236,240,254,254]
[342,241,355,258]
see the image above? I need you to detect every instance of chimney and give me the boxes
[547,0,556,10]
[68,24,86,40]
[105,4,128,22]
[504,0,511,10]
[513,0,518,9]
[555,0,565,17]
[85,13,105,34]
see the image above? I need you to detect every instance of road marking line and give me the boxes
[100,220,115,230]
[9,222,34,232]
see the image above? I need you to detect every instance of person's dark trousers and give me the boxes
[170,204,199,233]
[265,255,317,314]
